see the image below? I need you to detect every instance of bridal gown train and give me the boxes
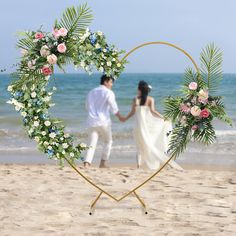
[133,105,183,170]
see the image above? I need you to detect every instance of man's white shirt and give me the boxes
[86,85,119,127]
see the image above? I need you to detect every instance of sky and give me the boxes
[0,0,236,73]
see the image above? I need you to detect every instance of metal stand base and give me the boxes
[89,190,147,215]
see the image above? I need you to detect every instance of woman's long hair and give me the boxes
[138,80,151,105]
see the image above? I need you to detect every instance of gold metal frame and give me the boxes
[63,41,200,214]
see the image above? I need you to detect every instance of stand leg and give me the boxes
[89,191,103,215]
[133,191,148,214]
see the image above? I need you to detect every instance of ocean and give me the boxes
[0,73,235,168]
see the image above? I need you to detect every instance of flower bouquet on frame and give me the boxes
[164,44,233,158]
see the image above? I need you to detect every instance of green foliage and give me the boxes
[200,43,223,93]
[55,3,93,37]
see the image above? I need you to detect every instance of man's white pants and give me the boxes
[85,125,112,164]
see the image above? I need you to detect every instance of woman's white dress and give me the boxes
[133,101,182,170]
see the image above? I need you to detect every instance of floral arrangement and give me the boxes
[7,4,127,166]
[164,44,232,158]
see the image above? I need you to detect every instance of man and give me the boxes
[84,75,124,168]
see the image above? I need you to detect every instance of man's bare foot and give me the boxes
[99,160,109,168]
[83,162,91,168]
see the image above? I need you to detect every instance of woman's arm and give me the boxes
[150,97,164,119]
[123,98,136,121]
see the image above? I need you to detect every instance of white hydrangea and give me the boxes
[49,132,56,139]
[62,143,69,149]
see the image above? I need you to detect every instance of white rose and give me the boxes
[43,141,49,146]
[70,152,75,157]
[99,67,104,72]
[80,61,85,68]
[27,60,36,70]
[15,106,21,111]
[44,121,51,126]
[40,45,50,57]
[62,143,69,149]
[80,143,87,148]
[34,136,40,142]
[42,131,47,136]
[33,121,39,127]
[49,132,56,139]
[21,111,27,117]
[103,49,107,52]
[31,92,37,98]
[95,43,100,49]
[112,58,116,61]
[48,146,52,150]
[43,96,51,102]
[60,137,64,141]
[107,61,112,67]
[87,51,92,56]
[62,150,66,154]
[117,63,121,68]
[7,86,13,92]
[97,31,103,36]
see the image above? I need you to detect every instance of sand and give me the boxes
[0,164,236,236]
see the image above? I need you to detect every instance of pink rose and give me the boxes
[188,82,198,90]
[47,54,57,64]
[35,32,44,39]
[57,43,67,53]
[198,89,209,100]
[52,28,60,39]
[59,28,68,37]
[200,108,210,118]
[42,66,52,76]
[198,97,208,104]
[191,125,198,131]
[180,104,190,113]
[190,106,201,116]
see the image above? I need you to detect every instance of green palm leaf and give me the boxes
[168,125,190,159]
[56,3,93,37]
[192,121,216,145]
[164,97,182,122]
[200,43,223,93]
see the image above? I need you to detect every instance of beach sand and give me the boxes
[0,164,236,236]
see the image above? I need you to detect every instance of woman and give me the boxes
[122,81,182,170]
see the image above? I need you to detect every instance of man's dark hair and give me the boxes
[100,74,114,85]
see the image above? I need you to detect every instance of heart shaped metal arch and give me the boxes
[63,41,200,214]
